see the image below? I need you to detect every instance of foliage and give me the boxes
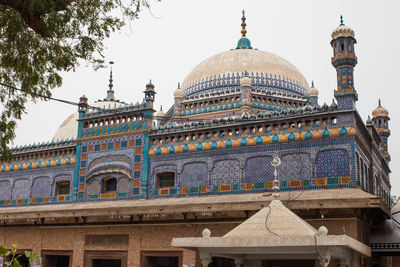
[0,243,41,267]
[0,0,152,158]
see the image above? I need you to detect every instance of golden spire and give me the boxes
[241,10,247,37]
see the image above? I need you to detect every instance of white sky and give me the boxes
[13,0,400,194]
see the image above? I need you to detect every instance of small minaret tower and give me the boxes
[173,82,184,115]
[331,16,358,110]
[308,81,319,106]
[372,99,391,162]
[144,79,156,108]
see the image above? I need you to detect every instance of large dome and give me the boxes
[53,100,126,141]
[181,49,309,97]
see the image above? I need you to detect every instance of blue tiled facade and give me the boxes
[0,15,391,210]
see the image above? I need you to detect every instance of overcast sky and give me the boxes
[13,0,400,194]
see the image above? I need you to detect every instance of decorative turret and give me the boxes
[372,99,390,161]
[236,10,252,49]
[144,79,156,108]
[331,16,358,110]
[173,82,184,115]
[240,71,252,107]
[155,105,165,127]
[308,81,319,106]
[78,95,88,114]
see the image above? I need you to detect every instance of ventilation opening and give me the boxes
[44,255,70,267]
[157,172,175,188]
[146,256,179,267]
[92,259,121,267]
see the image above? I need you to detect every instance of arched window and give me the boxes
[56,181,70,196]
[156,172,175,188]
[103,177,117,193]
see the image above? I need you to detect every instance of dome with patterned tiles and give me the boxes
[181,11,309,98]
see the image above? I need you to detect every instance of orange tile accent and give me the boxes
[128,140,135,147]
[135,147,141,154]
[31,198,36,204]
[189,144,196,152]
[200,186,208,193]
[101,144,107,150]
[88,145,94,152]
[248,137,256,146]
[220,184,231,192]
[133,180,140,187]
[160,188,169,195]
[80,169,86,175]
[181,187,188,194]
[161,147,168,154]
[316,177,327,186]
[289,180,301,188]
[149,148,155,156]
[100,192,116,199]
[4,200,10,205]
[79,184,85,191]
[134,164,141,170]
[43,197,49,203]
[16,199,24,205]
[175,146,182,153]
[340,176,351,185]
[114,142,120,149]
[266,181,274,189]
[244,183,253,190]
[57,195,66,202]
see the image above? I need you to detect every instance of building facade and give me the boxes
[0,13,393,267]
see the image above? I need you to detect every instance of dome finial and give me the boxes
[106,61,115,101]
[160,105,163,111]
[241,10,247,37]
[379,98,381,106]
[178,82,180,89]
[311,80,315,88]
[340,15,344,26]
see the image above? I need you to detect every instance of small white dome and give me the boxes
[155,109,165,117]
[308,82,319,97]
[372,100,389,118]
[173,88,184,98]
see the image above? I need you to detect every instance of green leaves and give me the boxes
[0,0,152,158]
[0,244,8,254]
[0,243,42,267]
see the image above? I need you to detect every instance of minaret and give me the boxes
[236,10,252,49]
[372,99,391,162]
[308,81,319,106]
[105,61,115,101]
[331,16,358,110]
[144,79,156,108]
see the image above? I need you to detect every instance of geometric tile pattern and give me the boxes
[244,156,274,183]
[181,162,208,187]
[0,181,11,200]
[279,153,311,180]
[316,149,350,178]
[211,159,241,186]
[12,179,30,199]
[117,177,130,193]
[31,177,51,198]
